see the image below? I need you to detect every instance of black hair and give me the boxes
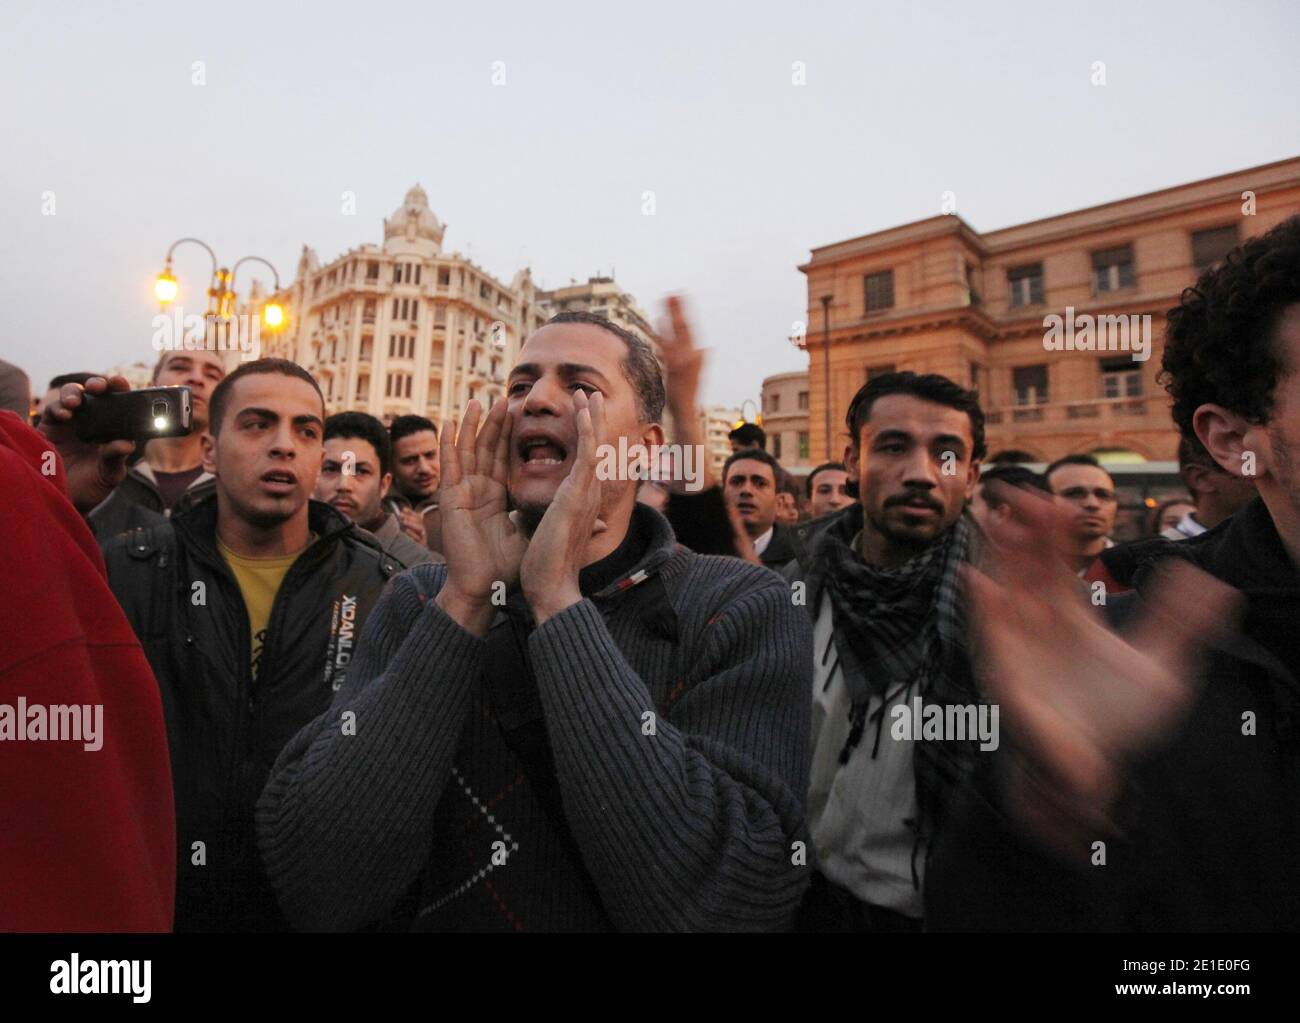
[978,463,1050,508]
[1043,453,1109,485]
[722,446,783,484]
[1161,215,1300,440]
[325,411,392,476]
[806,461,847,497]
[207,358,323,436]
[545,310,666,424]
[389,414,438,447]
[728,422,766,449]
[845,371,986,461]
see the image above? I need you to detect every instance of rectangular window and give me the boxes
[1013,364,1049,405]
[772,434,782,460]
[433,303,446,326]
[366,261,379,280]
[798,431,810,461]
[356,374,369,400]
[438,267,451,286]
[1007,263,1044,307]
[1101,356,1143,399]
[480,282,492,301]
[769,393,781,413]
[410,299,419,322]
[865,269,895,313]
[414,265,422,285]
[393,265,402,284]
[798,391,809,410]
[360,337,372,361]
[1092,244,1136,293]
[1191,225,1238,272]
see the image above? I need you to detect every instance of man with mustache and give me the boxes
[387,414,442,552]
[316,411,437,568]
[89,349,226,542]
[102,358,401,931]
[257,310,813,932]
[783,371,985,931]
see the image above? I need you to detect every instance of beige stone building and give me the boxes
[262,186,648,425]
[541,276,654,342]
[761,371,811,470]
[698,405,742,479]
[797,157,1300,464]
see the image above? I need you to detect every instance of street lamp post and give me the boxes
[820,294,832,460]
[153,238,285,330]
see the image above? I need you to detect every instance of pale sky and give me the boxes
[2,0,1297,408]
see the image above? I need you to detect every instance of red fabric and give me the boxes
[1082,556,1130,595]
[0,411,175,931]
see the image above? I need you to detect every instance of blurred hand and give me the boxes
[519,389,608,624]
[433,399,528,636]
[967,483,1239,853]
[656,295,705,421]
[37,374,135,515]
[396,506,427,546]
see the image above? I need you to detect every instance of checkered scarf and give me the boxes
[810,505,980,849]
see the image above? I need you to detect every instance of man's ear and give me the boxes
[965,458,982,500]
[379,472,392,501]
[200,431,217,475]
[1194,404,1265,481]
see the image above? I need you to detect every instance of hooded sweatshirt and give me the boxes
[0,411,175,931]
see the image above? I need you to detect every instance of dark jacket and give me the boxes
[927,497,1300,931]
[90,461,216,543]
[759,522,797,569]
[102,494,401,931]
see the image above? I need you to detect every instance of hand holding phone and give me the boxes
[37,375,155,514]
[73,386,193,443]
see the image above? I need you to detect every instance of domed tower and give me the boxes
[382,184,445,257]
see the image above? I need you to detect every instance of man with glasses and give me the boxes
[1043,454,1117,575]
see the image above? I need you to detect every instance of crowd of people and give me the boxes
[2,214,1297,932]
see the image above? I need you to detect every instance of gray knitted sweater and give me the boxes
[255,505,812,931]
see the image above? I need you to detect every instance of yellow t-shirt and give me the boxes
[217,536,315,682]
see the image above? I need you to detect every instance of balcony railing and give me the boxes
[986,395,1163,429]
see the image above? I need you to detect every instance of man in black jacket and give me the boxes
[103,358,399,931]
[927,213,1300,931]
[723,447,796,568]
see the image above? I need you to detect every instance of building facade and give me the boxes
[541,276,654,341]
[262,186,649,425]
[698,405,742,480]
[797,157,1300,464]
[761,371,811,470]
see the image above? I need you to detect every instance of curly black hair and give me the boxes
[1161,214,1300,439]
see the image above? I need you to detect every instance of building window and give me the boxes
[798,431,810,461]
[1191,225,1238,272]
[363,299,376,323]
[1013,364,1049,405]
[366,261,379,281]
[414,264,422,285]
[769,393,781,413]
[438,267,450,286]
[433,303,446,326]
[966,262,980,305]
[356,374,369,400]
[1007,263,1044,307]
[480,282,492,301]
[865,270,895,313]
[772,434,782,460]
[866,364,896,383]
[798,391,809,411]
[1092,244,1136,293]
[1101,357,1143,399]
[359,337,372,361]
[410,299,419,322]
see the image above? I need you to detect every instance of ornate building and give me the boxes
[797,157,1300,464]
[761,371,811,470]
[264,185,548,422]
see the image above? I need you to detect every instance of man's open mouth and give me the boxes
[518,435,569,467]
[261,469,297,491]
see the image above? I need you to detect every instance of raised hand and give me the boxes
[966,483,1240,852]
[519,389,608,624]
[433,398,528,635]
[37,374,136,515]
[655,294,713,492]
